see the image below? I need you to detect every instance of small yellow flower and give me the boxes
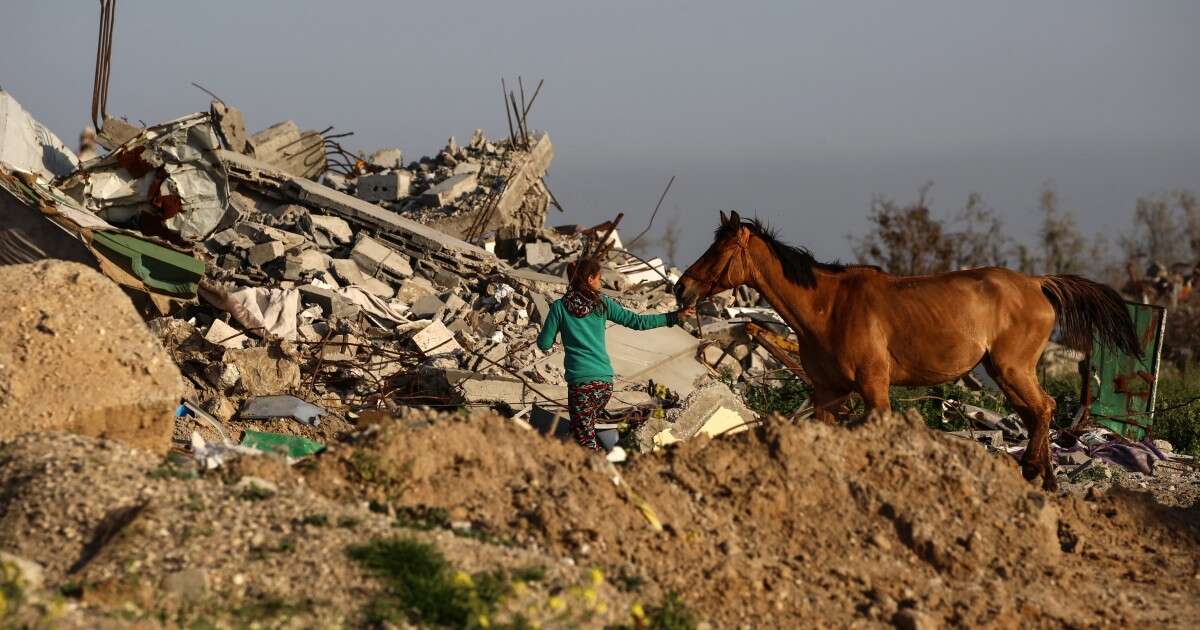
[453,571,474,588]
[547,596,566,612]
[477,614,490,628]
[631,602,645,619]
[596,601,609,614]
[512,580,528,596]
[589,568,605,586]
[582,588,598,606]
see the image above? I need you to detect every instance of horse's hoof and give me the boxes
[1021,464,1040,481]
[1042,475,1059,492]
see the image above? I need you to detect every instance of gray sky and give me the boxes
[3,1,1198,265]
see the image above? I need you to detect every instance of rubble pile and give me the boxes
[0,87,781,457]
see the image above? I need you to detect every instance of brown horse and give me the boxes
[675,211,1139,490]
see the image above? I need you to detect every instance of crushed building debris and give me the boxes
[0,84,785,461]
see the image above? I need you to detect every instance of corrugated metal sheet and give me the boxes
[1083,302,1166,440]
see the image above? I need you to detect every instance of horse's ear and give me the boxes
[719,210,729,225]
[728,210,742,225]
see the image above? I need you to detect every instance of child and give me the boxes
[536,257,695,453]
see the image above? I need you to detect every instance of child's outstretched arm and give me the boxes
[604,296,678,330]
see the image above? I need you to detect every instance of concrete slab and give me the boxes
[531,321,708,397]
[421,172,478,206]
[0,261,183,452]
[285,176,494,260]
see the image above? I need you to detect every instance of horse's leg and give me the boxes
[810,385,851,424]
[856,364,893,417]
[983,353,1058,491]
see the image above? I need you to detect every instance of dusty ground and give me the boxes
[307,409,1200,628]
[0,432,636,628]
[1,408,1198,628]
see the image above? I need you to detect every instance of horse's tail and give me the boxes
[1040,275,1140,357]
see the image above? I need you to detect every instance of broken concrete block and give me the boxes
[529,291,550,324]
[307,215,353,245]
[357,171,412,202]
[205,319,248,349]
[224,346,301,396]
[421,172,478,206]
[396,275,438,305]
[0,261,183,453]
[703,345,743,379]
[410,294,446,320]
[442,293,467,319]
[330,258,395,299]
[282,249,330,281]
[368,147,404,169]
[248,240,286,266]
[634,382,758,450]
[332,259,394,298]
[299,285,362,319]
[351,235,413,279]
[249,120,326,179]
[411,320,462,356]
[211,100,248,153]
[207,228,241,250]
[524,241,555,267]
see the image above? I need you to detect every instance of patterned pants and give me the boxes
[567,380,613,450]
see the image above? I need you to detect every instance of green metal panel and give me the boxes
[1085,302,1166,440]
[90,231,205,298]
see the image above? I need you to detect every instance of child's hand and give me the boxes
[676,305,696,320]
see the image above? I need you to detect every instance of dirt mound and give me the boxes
[0,432,635,628]
[310,409,1200,628]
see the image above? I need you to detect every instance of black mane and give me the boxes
[715,217,847,288]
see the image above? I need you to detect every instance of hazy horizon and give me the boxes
[3,1,1197,266]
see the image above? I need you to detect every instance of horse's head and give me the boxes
[674,210,755,307]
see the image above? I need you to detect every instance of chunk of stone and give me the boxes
[248,241,286,266]
[224,346,301,396]
[282,249,329,281]
[299,285,361,319]
[410,294,446,320]
[307,215,353,245]
[368,147,404,169]
[529,291,550,324]
[351,236,413,279]
[396,276,438,306]
[524,241,555,267]
[421,172,478,206]
[411,320,462,356]
[0,261,184,453]
[356,171,412,202]
[330,258,395,299]
[205,319,248,349]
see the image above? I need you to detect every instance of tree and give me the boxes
[1036,183,1088,275]
[1120,190,1200,266]
[849,182,1012,275]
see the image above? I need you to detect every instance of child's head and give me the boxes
[570,257,603,292]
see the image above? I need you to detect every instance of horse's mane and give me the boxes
[715,217,851,288]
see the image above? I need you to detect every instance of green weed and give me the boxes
[347,537,509,628]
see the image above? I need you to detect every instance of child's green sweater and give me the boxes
[536,295,677,385]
